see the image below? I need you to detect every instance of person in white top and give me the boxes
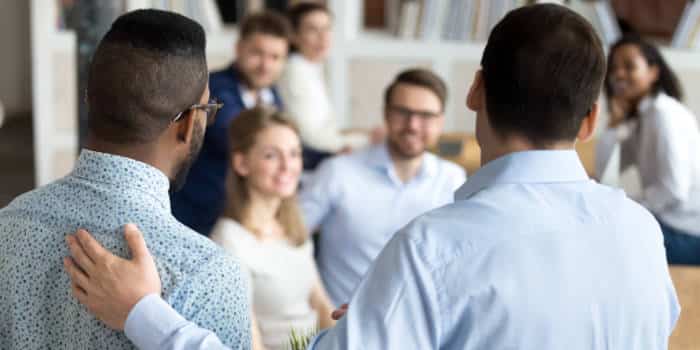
[208,107,335,350]
[278,2,383,169]
[597,35,700,265]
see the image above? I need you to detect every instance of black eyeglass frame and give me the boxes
[172,97,224,125]
[387,104,442,120]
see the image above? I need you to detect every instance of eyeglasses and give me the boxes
[388,105,441,120]
[172,97,224,125]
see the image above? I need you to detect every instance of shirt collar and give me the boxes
[71,149,171,208]
[454,150,588,200]
[367,144,438,184]
[239,86,275,109]
[638,93,658,114]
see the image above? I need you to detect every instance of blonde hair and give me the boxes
[225,106,307,246]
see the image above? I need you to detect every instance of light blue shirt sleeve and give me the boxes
[309,230,441,349]
[125,294,231,350]
[299,160,339,231]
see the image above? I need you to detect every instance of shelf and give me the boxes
[339,30,484,60]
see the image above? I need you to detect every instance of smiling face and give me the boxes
[233,124,302,199]
[236,33,289,90]
[608,43,659,102]
[384,83,444,160]
[294,10,333,62]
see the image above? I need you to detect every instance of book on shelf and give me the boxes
[396,0,421,39]
[473,0,491,42]
[416,0,435,40]
[441,0,465,41]
[374,0,640,48]
[672,0,700,49]
[459,0,477,42]
[592,0,621,46]
[385,0,522,43]
[385,0,402,37]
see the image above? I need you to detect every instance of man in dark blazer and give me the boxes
[172,11,290,235]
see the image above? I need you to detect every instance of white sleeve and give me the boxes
[279,64,369,152]
[595,122,636,184]
[125,294,232,350]
[638,111,693,212]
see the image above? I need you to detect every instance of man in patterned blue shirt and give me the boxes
[0,9,250,349]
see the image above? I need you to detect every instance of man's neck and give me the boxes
[387,147,425,183]
[85,136,173,179]
[480,136,575,166]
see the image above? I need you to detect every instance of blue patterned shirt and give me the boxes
[0,150,250,349]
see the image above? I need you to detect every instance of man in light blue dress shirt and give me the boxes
[61,4,678,350]
[307,5,679,348]
[0,10,249,349]
[299,68,466,306]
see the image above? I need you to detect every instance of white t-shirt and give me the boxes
[210,218,318,350]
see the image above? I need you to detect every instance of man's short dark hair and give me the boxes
[384,68,447,112]
[87,9,208,144]
[481,4,606,146]
[239,11,292,42]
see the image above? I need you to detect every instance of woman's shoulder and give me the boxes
[283,54,314,71]
[210,217,256,251]
[647,93,687,114]
[297,237,314,256]
[646,93,697,128]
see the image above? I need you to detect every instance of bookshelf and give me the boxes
[30,0,700,186]
[330,0,700,131]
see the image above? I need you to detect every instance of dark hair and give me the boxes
[87,9,208,144]
[287,2,331,31]
[481,4,606,146]
[384,68,448,111]
[239,10,292,42]
[605,35,683,101]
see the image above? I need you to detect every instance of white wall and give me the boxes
[0,0,32,118]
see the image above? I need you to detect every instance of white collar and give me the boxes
[239,86,275,109]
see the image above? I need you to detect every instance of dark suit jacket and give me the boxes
[171,64,283,235]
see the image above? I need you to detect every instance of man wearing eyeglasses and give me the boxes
[299,68,466,307]
[171,11,291,236]
[0,10,250,349]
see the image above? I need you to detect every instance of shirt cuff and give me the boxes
[125,293,189,350]
[307,329,330,349]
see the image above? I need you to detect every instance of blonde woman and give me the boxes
[209,107,334,350]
